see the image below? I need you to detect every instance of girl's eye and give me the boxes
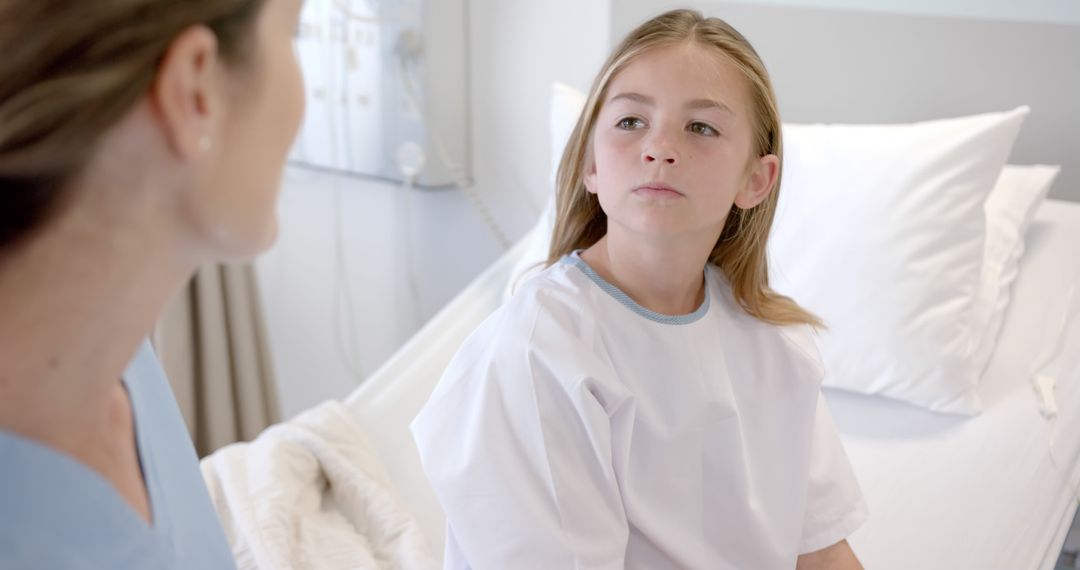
[616,117,646,130]
[689,122,718,136]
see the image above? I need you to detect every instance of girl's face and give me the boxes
[585,42,777,244]
[185,0,306,259]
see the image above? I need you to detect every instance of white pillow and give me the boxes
[771,107,1028,415]
[971,164,1060,376]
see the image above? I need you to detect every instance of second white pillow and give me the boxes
[971,164,1060,377]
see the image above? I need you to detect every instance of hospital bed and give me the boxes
[339,4,1080,567]
[343,197,1080,569]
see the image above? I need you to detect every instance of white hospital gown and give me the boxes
[411,253,868,569]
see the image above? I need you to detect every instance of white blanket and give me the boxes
[200,401,437,570]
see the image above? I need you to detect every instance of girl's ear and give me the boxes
[583,155,599,195]
[734,153,779,209]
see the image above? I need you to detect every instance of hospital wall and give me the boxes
[612,0,1080,202]
[466,0,612,221]
[255,168,501,419]
[712,0,1080,24]
[259,1,612,419]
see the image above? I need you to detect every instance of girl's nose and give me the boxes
[643,137,679,166]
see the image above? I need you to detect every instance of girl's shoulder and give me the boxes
[774,323,826,384]
[420,261,621,416]
[446,259,608,369]
[705,265,826,385]
[498,257,603,333]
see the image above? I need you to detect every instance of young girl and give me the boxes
[412,9,867,569]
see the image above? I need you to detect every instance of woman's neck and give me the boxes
[580,227,715,316]
[0,202,195,449]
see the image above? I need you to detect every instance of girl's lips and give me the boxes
[634,183,684,198]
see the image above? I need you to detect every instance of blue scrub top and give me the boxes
[0,340,236,569]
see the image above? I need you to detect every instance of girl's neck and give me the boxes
[580,227,714,316]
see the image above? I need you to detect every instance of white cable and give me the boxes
[399,179,424,330]
[394,53,513,250]
[333,0,512,250]
[395,55,462,175]
[1034,285,1080,505]
[1028,286,1080,570]
[332,176,366,381]
[326,1,366,383]
[319,0,510,381]
[396,141,426,331]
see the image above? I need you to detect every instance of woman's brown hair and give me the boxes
[0,0,267,251]
[547,8,821,328]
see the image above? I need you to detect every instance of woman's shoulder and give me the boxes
[123,341,237,566]
[0,342,234,568]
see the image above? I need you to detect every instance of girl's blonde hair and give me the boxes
[547,8,821,328]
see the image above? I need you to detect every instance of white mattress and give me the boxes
[831,199,1080,570]
[344,200,1080,566]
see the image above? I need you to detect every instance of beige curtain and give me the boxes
[155,263,281,457]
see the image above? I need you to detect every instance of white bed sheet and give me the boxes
[833,199,1080,570]
[344,200,1080,567]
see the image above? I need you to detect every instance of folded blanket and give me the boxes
[201,401,437,569]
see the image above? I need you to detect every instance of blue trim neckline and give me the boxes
[562,251,710,325]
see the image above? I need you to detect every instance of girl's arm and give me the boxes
[411,309,632,569]
[796,539,863,570]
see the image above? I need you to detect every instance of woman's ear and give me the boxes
[734,153,779,209]
[149,25,223,161]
